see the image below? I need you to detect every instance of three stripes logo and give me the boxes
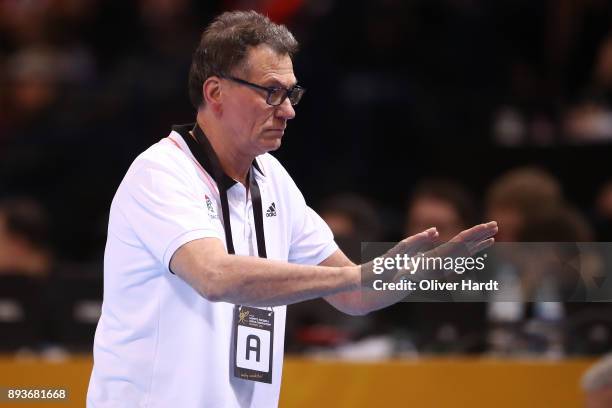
[266,202,276,217]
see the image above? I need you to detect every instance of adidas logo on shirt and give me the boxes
[266,202,276,217]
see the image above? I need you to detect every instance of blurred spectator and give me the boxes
[0,198,103,352]
[223,0,305,24]
[405,179,478,243]
[0,0,97,142]
[519,205,594,293]
[0,1,51,49]
[516,203,593,300]
[593,180,612,240]
[3,48,64,137]
[486,166,562,242]
[488,186,601,356]
[0,198,54,352]
[286,193,382,353]
[399,180,485,354]
[519,203,593,243]
[97,0,198,147]
[0,198,52,277]
[533,202,612,357]
[564,34,612,142]
[319,193,383,261]
[582,354,612,408]
[485,168,562,355]
[564,102,612,142]
[592,34,612,102]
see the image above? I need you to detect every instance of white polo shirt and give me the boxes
[87,125,338,407]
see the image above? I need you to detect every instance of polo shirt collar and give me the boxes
[172,123,265,189]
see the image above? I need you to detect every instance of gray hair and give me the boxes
[188,10,299,109]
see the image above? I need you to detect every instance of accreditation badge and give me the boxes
[232,305,274,383]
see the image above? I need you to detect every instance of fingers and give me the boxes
[469,237,495,255]
[398,222,497,258]
[397,227,439,255]
[467,221,498,241]
[446,221,497,256]
[454,221,498,244]
[400,227,438,247]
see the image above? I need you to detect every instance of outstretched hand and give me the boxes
[446,221,498,255]
[360,221,498,288]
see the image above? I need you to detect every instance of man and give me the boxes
[87,10,497,407]
[401,181,486,352]
[0,198,53,351]
[0,198,52,278]
[406,180,478,243]
[582,354,612,407]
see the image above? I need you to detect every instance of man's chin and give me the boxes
[257,138,282,154]
[253,146,279,157]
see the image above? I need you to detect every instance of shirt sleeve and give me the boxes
[116,160,224,272]
[286,179,338,266]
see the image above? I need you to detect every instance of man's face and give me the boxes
[486,205,523,242]
[406,197,463,242]
[221,44,297,156]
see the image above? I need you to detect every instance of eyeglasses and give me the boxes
[220,75,306,106]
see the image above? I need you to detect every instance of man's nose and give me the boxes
[275,97,295,120]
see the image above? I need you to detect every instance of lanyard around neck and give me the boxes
[178,123,267,258]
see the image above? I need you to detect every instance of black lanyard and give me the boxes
[176,123,267,258]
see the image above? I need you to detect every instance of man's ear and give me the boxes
[202,76,223,114]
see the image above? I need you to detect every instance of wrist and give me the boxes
[344,265,362,291]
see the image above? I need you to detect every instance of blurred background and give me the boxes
[2,0,612,406]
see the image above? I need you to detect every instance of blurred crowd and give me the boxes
[288,168,612,358]
[3,166,612,357]
[1,0,612,357]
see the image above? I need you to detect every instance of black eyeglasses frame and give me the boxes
[220,75,305,106]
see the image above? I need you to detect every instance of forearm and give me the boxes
[182,253,360,306]
[325,279,410,316]
[322,250,408,315]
